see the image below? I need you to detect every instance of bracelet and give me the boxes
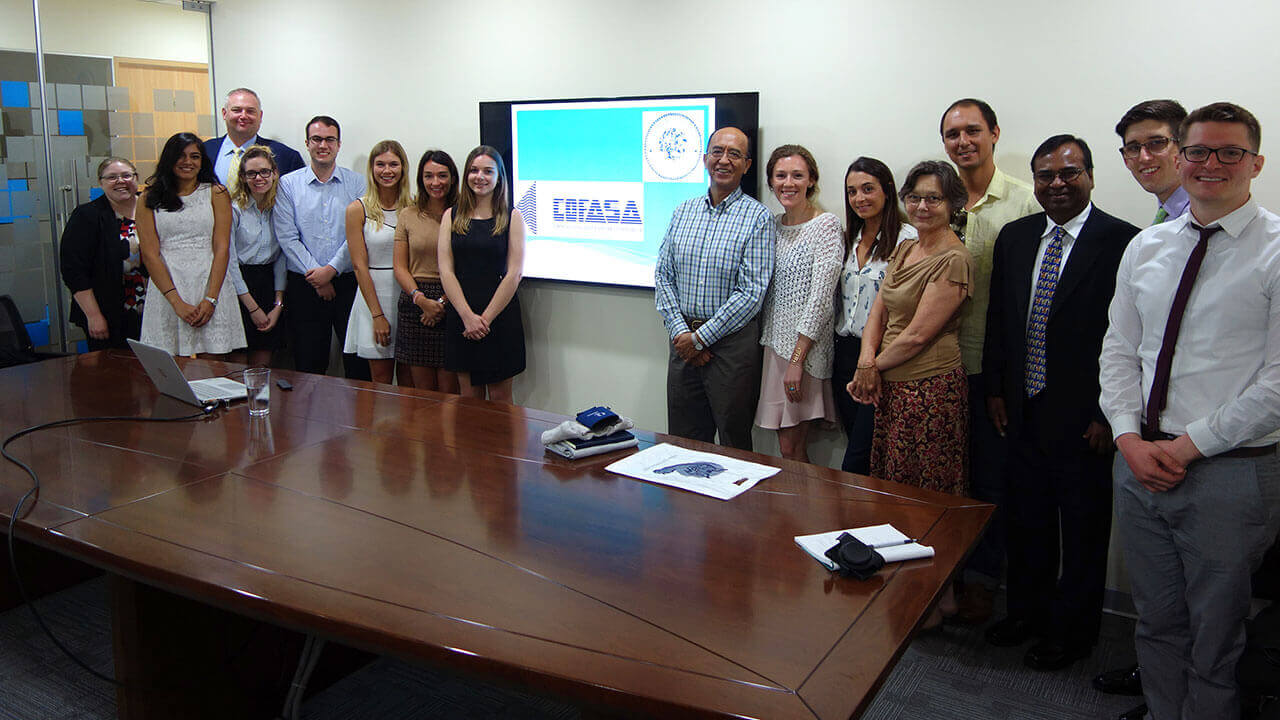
[204,296,218,306]
[789,349,804,365]
[857,361,876,370]
[372,313,384,319]
[437,296,447,306]
[162,288,176,296]
[274,300,284,308]
[410,289,423,301]
[247,306,261,314]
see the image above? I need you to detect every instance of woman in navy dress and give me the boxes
[437,146,527,403]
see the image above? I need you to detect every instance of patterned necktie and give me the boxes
[1153,206,1169,225]
[228,147,243,188]
[1143,224,1216,437]
[1025,226,1066,397]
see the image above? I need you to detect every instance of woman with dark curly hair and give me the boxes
[847,160,974,495]
[138,132,245,356]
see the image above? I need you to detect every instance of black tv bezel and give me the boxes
[478,91,761,291]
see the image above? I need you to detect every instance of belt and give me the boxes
[683,315,707,331]
[1142,429,1277,458]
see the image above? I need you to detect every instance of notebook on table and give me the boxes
[127,339,246,407]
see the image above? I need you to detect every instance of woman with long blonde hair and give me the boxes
[344,139,412,384]
[437,145,526,402]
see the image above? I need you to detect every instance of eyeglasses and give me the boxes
[240,169,275,180]
[1180,145,1257,165]
[904,194,945,207]
[1120,137,1174,159]
[307,135,339,145]
[707,147,746,161]
[100,172,136,182]
[1033,167,1087,184]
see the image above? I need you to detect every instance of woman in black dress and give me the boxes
[437,146,526,403]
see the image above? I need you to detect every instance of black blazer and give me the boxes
[59,194,142,337]
[203,135,306,178]
[982,207,1140,450]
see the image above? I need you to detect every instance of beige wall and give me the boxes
[0,0,208,63]
[208,0,1280,488]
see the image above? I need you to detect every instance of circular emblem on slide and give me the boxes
[644,112,702,181]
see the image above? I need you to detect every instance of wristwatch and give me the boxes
[204,296,218,306]
[691,331,704,352]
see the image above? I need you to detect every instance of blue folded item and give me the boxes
[576,406,620,431]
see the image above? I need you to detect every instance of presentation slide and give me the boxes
[509,97,716,288]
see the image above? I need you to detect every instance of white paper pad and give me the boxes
[795,523,935,570]
[604,442,780,500]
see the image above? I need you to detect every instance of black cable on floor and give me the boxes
[3,404,216,686]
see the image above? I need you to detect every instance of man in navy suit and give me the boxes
[981,135,1140,671]
[203,87,305,185]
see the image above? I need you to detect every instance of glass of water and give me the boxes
[244,368,271,416]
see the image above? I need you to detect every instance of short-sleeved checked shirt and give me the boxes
[654,187,775,346]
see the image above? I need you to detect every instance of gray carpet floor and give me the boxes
[0,577,1144,719]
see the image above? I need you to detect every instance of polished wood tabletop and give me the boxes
[0,351,992,719]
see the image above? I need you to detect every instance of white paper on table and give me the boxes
[604,442,780,500]
[794,523,935,570]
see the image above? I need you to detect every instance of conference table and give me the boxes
[0,351,992,719]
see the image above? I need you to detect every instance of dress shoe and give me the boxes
[1093,663,1143,696]
[951,582,994,625]
[984,617,1040,647]
[1117,703,1148,720]
[1024,639,1092,671]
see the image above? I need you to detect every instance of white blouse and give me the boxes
[758,212,844,378]
[835,224,917,337]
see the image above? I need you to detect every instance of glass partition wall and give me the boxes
[0,0,213,351]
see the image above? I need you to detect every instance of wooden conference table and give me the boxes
[0,351,992,720]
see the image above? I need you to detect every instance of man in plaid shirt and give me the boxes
[655,127,775,450]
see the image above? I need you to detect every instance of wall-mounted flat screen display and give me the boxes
[480,92,759,288]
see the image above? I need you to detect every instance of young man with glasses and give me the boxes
[273,115,369,379]
[981,135,1139,672]
[655,127,775,450]
[1115,100,1189,226]
[1100,102,1280,720]
[939,98,1042,624]
[204,88,304,186]
[1092,98,1190,705]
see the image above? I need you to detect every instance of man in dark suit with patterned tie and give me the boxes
[981,135,1140,671]
[203,87,305,186]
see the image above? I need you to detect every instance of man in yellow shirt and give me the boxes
[940,98,1041,622]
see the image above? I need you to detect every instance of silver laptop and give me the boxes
[128,339,246,407]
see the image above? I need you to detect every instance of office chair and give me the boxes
[0,295,65,369]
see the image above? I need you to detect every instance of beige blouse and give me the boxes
[394,207,443,280]
[878,237,974,383]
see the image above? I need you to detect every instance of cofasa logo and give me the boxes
[552,197,642,225]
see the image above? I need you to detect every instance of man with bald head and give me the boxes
[655,127,775,450]
[204,87,305,186]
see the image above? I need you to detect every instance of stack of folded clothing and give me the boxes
[542,406,638,459]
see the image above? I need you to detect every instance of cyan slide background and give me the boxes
[515,103,711,260]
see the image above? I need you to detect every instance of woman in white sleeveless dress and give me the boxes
[138,132,245,356]
[344,140,411,384]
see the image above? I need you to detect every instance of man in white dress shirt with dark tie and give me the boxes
[1099,102,1280,720]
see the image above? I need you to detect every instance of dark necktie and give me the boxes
[1025,226,1065,396]
[1143,224,1216,437]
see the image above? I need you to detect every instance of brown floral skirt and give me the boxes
[871,367,969,495]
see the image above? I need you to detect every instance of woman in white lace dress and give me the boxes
[344,140,411,384]
[138,132,245,356]
[754,144,844,462]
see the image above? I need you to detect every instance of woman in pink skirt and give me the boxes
[753,144,843,462]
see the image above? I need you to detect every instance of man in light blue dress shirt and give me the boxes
[655,127,775,450]
[273,115,368,379]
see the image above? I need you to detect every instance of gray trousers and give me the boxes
[1115,449,1280,720]
[666,318,760,451]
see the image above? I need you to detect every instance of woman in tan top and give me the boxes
[848,160,974,495]
[393,149,459,391]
